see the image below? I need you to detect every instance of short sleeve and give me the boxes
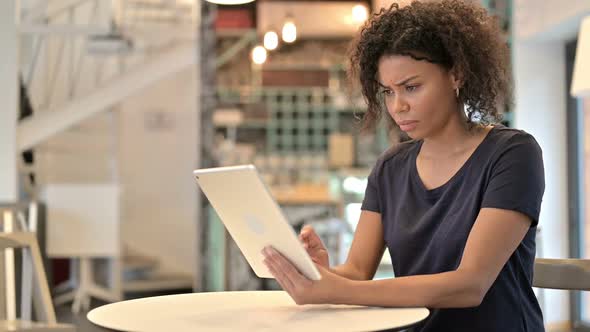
[361,163,382,213]
[481,133,545,226]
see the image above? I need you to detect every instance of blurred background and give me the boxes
[0,0,589,331]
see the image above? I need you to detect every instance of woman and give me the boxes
[262,1,545,331]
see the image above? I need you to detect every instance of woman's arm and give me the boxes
[263,207,532,308]
[335,207,532,308]
[330,210,385,281]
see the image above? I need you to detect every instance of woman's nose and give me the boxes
[387,96,409,115]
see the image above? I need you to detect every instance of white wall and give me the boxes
[513,40,569,325]
[513,0,590,41]
[119,68,198,275]
[0,1,19,202]
[513,0,590,326]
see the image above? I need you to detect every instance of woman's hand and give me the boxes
[299,225,330,269]
[262,246,348,305]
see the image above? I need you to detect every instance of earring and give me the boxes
[455,88,460,98]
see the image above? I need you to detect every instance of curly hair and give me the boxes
[349,0,511,133]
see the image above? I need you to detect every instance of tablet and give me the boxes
[193,164,322,281]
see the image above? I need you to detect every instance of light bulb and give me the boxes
[263,31,279,50]
[252,45,267,65]
[352,4,368,23]
[282,20,297,43]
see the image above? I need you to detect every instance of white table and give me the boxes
[88,291,429,332]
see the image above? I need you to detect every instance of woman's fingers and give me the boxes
[263,248,297,290]
[299,226,330,269]
[300,225,323,249]
[264,256,293,294]
[264,247,309,288]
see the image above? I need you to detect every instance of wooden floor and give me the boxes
[55,289,192,331]
[55,300,114,332]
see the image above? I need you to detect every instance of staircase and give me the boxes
[122,249,193,294]
[18,42,197,152]
[18,0,197,301]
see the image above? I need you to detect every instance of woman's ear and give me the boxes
[449,67,463,90]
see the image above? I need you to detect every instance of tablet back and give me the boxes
[193,165,321,281]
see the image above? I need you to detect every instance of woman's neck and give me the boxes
[420,114,486,159]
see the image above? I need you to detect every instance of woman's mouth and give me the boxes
[397,120,419,132]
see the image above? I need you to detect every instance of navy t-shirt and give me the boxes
[361,125,545,332]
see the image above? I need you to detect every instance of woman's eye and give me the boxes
[382,89,394,96]
[406,85,419,92]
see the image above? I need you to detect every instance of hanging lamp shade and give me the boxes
[572,16,590,98]
[205,0,255,5]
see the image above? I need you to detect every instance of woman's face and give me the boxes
[377,54,460,140]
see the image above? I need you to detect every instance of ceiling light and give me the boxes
[282,18,297,43]
[352,4,369,24]
[264,31,279,50]
[252,45,267,65]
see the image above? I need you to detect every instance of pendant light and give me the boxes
[205,0,255,5]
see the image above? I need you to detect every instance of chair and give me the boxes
[533,258,590,291]
[0,204,75,331]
